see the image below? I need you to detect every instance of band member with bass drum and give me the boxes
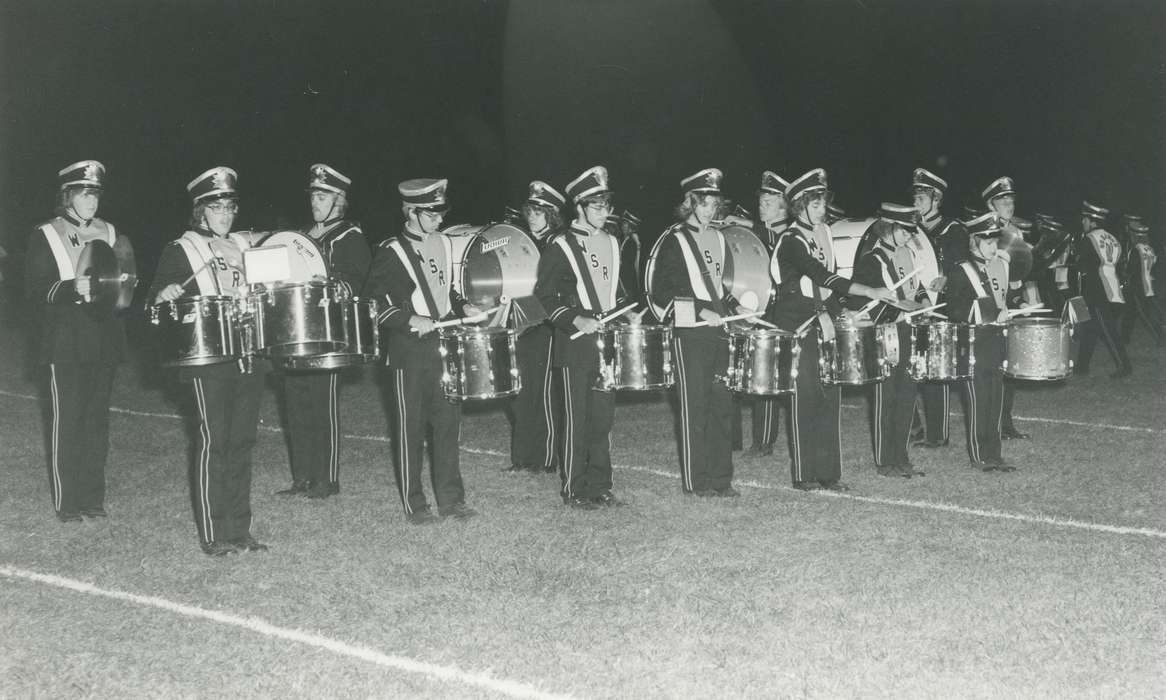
[1074,200,1132,378]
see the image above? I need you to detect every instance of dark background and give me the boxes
[2,0,1163,281]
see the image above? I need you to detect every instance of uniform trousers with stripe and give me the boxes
[1077,300,1131,372]
[557,362,614,499]
[511,326,559,471]
[47,363,116,516]
[1121,291,1166,345]
[751,396,781,448]
[672,328,734,492]
[960,330,1005,464]
[283,371,340,488]
[787,337,842,485]
[918,383,950,444]
[189,371,264,545]
[389,363,464,514]
[871,324,916,468]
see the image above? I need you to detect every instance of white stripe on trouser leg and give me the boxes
[394,370,412,514]
[562,368,574,498]
[874,382,884,466]
[966,378,981,463]
[791,383,803,482]
[834,386,842,467]
[328,373,339,482]
[942,384,950,441]
[192,378,214,542]
[994,373,1005,444]
[49,365,62,511]
[673,338,693,492]
[541,341,554,466]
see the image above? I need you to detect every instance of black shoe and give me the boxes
[690,489,718,497]
[821,480,851,492]
[542,464,558,474]
[438,503,479,520]
[276,480,310,497]
[306,482,340,499]
[743,444,774,458]
[876,465,910,478]
[1110,366,1132,379]
[503,464,529,473]
[565,496,600,510]
[56,511,83,523]
[201,541,239,557]
[406,507,440,525]
[988,457,1016,472]
[913,438,949,448]
[971,460,996,472]
[1001,427,1030,440]
[231,535,269,552]
[900,464,925,478]
[792,481,822,491]
[592,491,627,507]
[80,506,108,519]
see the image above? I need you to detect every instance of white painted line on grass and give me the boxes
[4,388,1165,539]
[838,402,1161,434]
[0,565,573,700]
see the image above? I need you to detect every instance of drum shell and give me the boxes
[439,327,521,400]
[460,223,540,308]
[819,322,889,386]
[1004,318,1072,380]
[149,295,240,367]
[596,324,674,391]
[249,281,346,358]
[908,321,975,381]
[277,298,381,370]
[725,328,800,395]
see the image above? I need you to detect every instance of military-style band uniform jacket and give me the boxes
[300,217,371,296]
[768,219,851,330]
[650,221,740,325]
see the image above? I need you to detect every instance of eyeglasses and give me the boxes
[419,209,445,220]
[586,201,614,212]
[207,202,239,214]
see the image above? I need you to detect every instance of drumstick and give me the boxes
[902,302,946,320]
[1007,306,1051,318]
[691,309,764,328]
[427,306,500,331]
[752,317,778,329]
[889,267,921,291]
[178,259,214,292]
[569,302,640,339]
[794,315,818,336]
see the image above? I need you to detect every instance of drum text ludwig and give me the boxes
[438,326,521,400]
[1004,317,1072,380]
[277,297,381,370]
[246,280,347,358]
[819,319,891,385]
[724,327,801,395]
[908,320,976,381]
[596,324,674,391]
[149,295,242,367]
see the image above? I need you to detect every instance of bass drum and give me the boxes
[460,223,540,308]
[443,224,485,295]
[829,217,876,279]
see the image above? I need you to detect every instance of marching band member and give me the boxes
[366,178,481,524]
[275,164,370,499]
[534,166,627,508]
[149,167,270,555]
[1075,201,1132,377]
[618,210,645,307]
[650,168,743,497]
[768,169,895,491]
[746,170,791,458]
[1119,216,1166,346]
[25,160,129,522]
[943,213,1012,472]
[847,204,926,477]
[506,180,566,475]
[1032,214,1072,314]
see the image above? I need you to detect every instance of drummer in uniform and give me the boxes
[618,210,645,306]
[846,203,926,477]
[1032,214,1072,314]
[150,167,271,555]
[1075,201,1132,378]
[506,179,566,474]
[25,160,129,522]
[366,178,481,524]
[1119,215,1166,346]
[746,170,790,458]
[768,169,894,490]
[943,213,1013,472]
[275,164,370,499]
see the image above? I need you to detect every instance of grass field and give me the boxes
[2,302,1164,698]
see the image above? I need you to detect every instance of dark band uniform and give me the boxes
[147,166,271,552]
[366,178,472,520]
[750,170,790,454]
[25,160,127,521]
[280,164,370,498]
[534,166,625,506]
[649,168,739,495]
[768,169,852,489]
[1074,201,1131,376]
[1031,215,1073,316]
[1119,218,1165,345]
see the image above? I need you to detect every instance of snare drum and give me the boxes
[1004,317,1072,380]
[278,298,381,370]
[819,320,889,385]
[908,320,975,381]
[248,280,346,358]
[596,324,673,391]
[724,328,801,395]
[439,327,521,400]
[149,295,240,367]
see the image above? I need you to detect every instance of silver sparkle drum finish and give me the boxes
[1003,317,1072,380]
[596,324,674,391]
[819,320,890,386]
[438,327,521,400]
[277,298,381,370]
[460,223,540,308]
[247,280,347,358]
[724,328,801,395]
[149,296,241,367]
[908,320,975,381]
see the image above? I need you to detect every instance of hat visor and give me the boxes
[196,191,239,203]
[307,185,345,194]
[61,180,104,191]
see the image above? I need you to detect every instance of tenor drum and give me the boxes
[1004,318,1072,380]
[439,327,521,400]
[248,280,346,358]
[278,298,381,370]
[908,320,975,381]
[460,223,540,308]
[596,324,673,391]
[724,328,801,395]
[819,320,890,385]
[149,296,240,367]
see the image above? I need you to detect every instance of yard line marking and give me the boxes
[3,388,1165,539]
[0,565,574,700]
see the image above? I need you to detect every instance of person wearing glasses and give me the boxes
[149,167,270,556]
[274,164,370,500]
[366,178,481,524]
[25,160,131,523]
[534,166,628,509]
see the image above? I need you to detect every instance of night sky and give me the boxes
[1,0,1163,278]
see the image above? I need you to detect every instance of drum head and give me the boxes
[460,223,540,308]
[1001,227,1034,282]
[720,225,773,312]
[443,224,485,295]
[77,239,122,313]
[256,231,328,282]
